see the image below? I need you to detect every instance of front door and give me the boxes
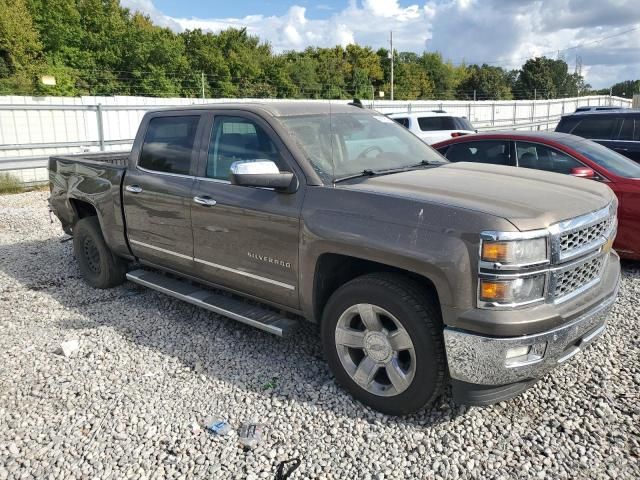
[190,112,303,308]
[123,113,204,273]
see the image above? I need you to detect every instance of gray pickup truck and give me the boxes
[49,102,620,415]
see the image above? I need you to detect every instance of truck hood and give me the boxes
[340,162,615,231]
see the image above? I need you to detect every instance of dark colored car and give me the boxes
[555,109,640,163]
[48,104,620,414]
[433,131,640,259]
[574,106,621,112]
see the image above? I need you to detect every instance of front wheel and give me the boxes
[321,273,446,415]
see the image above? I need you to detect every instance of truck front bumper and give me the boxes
[443,258,619,405]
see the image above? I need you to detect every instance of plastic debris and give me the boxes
[56,339,79,357]
[238,422,264,450]
[275,458,301,480]
[203,417,232,436]
[190,421,202,435]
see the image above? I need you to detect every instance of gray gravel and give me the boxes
[0,190,638,480]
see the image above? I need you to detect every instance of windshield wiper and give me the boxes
[333,160,444,183]
[333,169,377,183]
[411,159,447,167]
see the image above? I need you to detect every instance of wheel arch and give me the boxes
[311,252,444,324]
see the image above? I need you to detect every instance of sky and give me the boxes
[120,0,640,89]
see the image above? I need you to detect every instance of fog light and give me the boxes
[504,342,547,367]
[505,346,531,359]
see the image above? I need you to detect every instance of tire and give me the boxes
[321,273,446,415]
[73,216,127,289]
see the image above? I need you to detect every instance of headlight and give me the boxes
[481,237,548,267]
[479,275,546,305]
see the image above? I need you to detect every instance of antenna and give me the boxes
[390,31,394,102]
[329,99,335,184]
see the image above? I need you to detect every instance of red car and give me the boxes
[433,131,640,259]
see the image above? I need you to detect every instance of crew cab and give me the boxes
[49,102,620,415]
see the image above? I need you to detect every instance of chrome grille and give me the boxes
[553,256,603,299]
[559,217,611,254]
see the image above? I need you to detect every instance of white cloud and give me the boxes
[120,0,640,88]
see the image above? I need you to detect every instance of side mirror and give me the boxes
[569,166,595,178]
[229,160,296,191]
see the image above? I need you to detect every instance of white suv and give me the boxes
[387,111,476,145]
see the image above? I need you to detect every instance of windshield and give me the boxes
[571,139,640,178]
[279,111,447,183]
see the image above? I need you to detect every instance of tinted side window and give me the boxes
[139,116,199,175]
[618,118,635,141]
[392,117,410,128]
[418,116,455,131]
[555,117,580,133]
[446,141,513,165]
[516,142,583,174]
[570,117,618,139]
[206,116,285,180]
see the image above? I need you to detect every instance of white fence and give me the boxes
[0,94,632,184]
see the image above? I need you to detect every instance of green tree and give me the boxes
[419,52,461,98]
[514,57,555,99]
[0,0,42,93]
[345,44,383,99]
[181,29,232,97]
[394,62,434,100]
[610,80,640,98]
[514,56,583,99]
[117,13,188,96]
[283,51,321,98]
[457,64,513,100]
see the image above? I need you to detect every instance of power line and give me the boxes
[482,25,640,67]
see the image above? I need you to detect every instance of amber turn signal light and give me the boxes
[481,242,509,263]
[479,280,509,301]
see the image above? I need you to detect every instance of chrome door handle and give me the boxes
[193,196,217,207]
[125,184,143,193]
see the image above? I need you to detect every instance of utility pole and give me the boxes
[534,88,537,101]
[390,31,394,101]
[201,72,205,100]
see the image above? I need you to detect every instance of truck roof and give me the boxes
[148,101,363,117]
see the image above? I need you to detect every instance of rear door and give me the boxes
[565,114,619,150]
[611,115,640,163]
[189,111,304,308]
[123,112,206,273]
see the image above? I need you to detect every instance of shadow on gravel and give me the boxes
[620,259,640,272]
[0,237,466,428]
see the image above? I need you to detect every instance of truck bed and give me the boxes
[50,151,130,168]
[48,151,130,243]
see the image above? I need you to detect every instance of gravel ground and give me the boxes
[0,190,638,480]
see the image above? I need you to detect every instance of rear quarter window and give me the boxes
[392,117,410,128]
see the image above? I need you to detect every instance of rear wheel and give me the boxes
[322,273,446,415]
[73,216,127,288]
